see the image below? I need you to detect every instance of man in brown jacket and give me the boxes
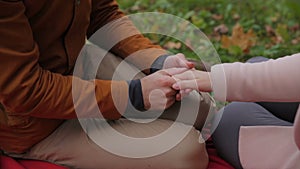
[0,0,212,168]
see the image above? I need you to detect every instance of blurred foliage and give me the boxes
[117,0,300,62]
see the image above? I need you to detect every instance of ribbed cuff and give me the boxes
[211,64,227,101]
[127,79,145,111]
[150,54,170,74]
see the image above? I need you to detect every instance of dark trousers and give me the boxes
[212,102,298,169]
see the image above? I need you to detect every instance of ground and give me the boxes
[118,0,300,62]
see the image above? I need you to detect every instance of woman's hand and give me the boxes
[172,70,212,100]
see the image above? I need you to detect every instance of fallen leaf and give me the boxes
[292,39,299,45]
[221,23,257,53]
[265,24,288,45]
[130,5,141,11]
[289,24,300,32]
[233,14,240,21]
[164,41,182,49]
[271,36,284,44]
[211,14,223,20]
[214,24,229,34]
[291,37,300,45]
[265,25,276,36]
[271,16,278,22]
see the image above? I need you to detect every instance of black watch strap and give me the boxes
[150,54,170,74]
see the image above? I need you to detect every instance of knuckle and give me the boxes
[156,77,164,84]
[160,78,171,86]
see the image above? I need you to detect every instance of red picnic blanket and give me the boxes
[0,138,233,169]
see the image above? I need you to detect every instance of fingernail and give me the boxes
[188,62,195,68]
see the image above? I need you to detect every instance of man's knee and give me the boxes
[107,119,209,169]
[136,126,208,169]
[166,127,208,169]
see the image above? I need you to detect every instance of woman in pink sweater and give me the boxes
[172,54,300,169]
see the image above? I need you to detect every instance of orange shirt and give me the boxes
[0,0,165,153]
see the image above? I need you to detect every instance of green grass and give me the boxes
[117,0,300,63]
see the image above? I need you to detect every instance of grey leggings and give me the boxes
[212,101,298,169]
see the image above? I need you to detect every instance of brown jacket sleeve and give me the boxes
[87,0,167,74]
[0,1,128,120]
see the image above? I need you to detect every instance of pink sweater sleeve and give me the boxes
[211,53,300,102]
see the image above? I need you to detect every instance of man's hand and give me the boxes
[161,53,195,100]
[141,68,187,110]
[163,53,195,69]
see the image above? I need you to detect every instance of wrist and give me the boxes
[150,54,170,74]
[127,79,146,111]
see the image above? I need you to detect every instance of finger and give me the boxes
[176,89,190,101]
[180,61,194,69]
[186,61,195,69]
[184,89,193,94]
[162,67,188,76]
[176,53,195,69]
[176,93,182,101]
[176,54,190,68]
[165,97,176,109]
[165,88,178,97]
[176,53,186,59]
[180,89,190,98]
[172,70,196,81]
[161,76,178,87]
[172,80,199,91]
[172,76,180,83]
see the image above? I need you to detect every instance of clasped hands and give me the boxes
[140,53,212,111]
